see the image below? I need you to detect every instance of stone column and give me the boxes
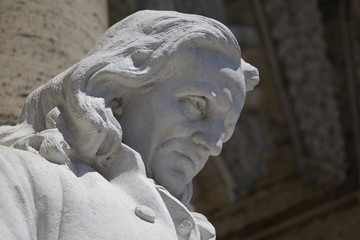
[0,0,108,125]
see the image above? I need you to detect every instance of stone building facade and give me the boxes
[0,0,108,125]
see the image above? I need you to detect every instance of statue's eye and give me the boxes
[181,95,207,119]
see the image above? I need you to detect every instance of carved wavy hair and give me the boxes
[0,10,259,204]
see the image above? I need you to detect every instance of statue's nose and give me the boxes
[192,130,223,156]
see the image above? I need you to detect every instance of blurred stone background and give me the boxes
[1,0,360,239]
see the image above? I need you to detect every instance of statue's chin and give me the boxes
[153,173,193,205]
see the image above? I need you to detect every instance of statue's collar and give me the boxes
[153,180,215,240]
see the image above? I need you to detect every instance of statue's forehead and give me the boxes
[169,51,245,101]
[171,72,243,107]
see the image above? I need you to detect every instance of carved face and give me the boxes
[118,50,246,198]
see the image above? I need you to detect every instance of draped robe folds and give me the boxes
[0,146,215,240]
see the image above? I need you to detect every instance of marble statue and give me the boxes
[0,10,259,240]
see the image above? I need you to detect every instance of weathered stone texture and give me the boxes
[0,0,108,125]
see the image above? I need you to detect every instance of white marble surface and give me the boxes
[0,10,259,240]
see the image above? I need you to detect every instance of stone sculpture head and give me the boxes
[0,10,259,205]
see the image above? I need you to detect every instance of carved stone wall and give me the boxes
[264,0,347,185]
[0,0,108,126]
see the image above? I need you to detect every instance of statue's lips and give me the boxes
[160,139,207,176]
[172,151,196,171]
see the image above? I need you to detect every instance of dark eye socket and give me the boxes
[181,95,207,119]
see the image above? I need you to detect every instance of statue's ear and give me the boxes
[110,98,123,119]
[241,58,260,92]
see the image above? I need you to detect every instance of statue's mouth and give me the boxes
[173,151,196,170]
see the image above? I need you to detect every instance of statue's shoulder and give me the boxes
[0,145,74,199]
[0,145,49,176]
[0,145,64,177]
[0,146,65,239]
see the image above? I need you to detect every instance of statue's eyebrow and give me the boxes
[174,81,234,112]
[174,81,214,97]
